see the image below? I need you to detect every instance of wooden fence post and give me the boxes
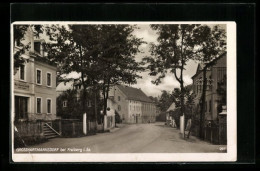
[72,122,75,136]
[204,128,206,140]
[210,128,213,143]
[59,120,62,135]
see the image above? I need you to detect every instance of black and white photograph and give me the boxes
[11,22,236,162]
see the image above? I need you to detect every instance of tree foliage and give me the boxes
[157,90,174,112]
[192,25,226,138]
[45,24,145,125]
[143,24,201,121]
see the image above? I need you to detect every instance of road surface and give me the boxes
[18,122,226,153]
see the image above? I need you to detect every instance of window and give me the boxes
[118,105,121,111]
[47,99,51,114]
[36,97,41,113]
[63,101,67,107]
[47,72,51,87]
[36,69,42,84]
[20,65,25,80]
[118,96,120,101]
[87,100,91,107]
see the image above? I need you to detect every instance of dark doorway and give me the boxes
[15,96,28,121]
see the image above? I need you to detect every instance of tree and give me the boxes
[57,89,82,119]
[95,25,145,119]
[192,25,226,138]
[157,90,174,112]
[143,24,201,138]
[45,24,103,132]
[45,24,144,131]
[170,86,194,130]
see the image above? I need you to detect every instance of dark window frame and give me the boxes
[47,72,51,87]
[36,69,42,84]
[20,65,25,80]
[36,97,41,113]
[47,99,51,114]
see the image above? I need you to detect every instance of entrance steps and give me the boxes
[43,123,60,139]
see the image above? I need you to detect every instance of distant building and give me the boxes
[56,78,94,120]
[13,27,57,122]
[166,102,177,127]
[192,52,227,125]
[108,85,157,124]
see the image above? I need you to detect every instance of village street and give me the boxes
[21,122,226,153]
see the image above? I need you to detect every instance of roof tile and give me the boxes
[117,85,153,103]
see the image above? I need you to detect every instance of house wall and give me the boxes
[108,85,157,124]
[128,100,142,123]
[34,61,57,120]
[192,54,227,123]
[108,85,129,123]
[141,102,156,123]
[106,99,116,129]
[13,27,57,122]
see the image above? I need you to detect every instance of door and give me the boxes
[15,96,28,121]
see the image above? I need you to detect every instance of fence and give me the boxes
[14,120,46,147]
[219,121,227,145]
[60,119,83,137]
[88,121,97,134]
[14,120,44,137]
[204,126,220,144]
[14,119,100,146]
[191,119,227,145]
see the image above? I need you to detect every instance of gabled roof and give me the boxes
[116,85,153,103]
[166,102,176,112]
[191,52,227,79]
[192,63,207,79]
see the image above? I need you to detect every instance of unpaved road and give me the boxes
[18,122,226,153]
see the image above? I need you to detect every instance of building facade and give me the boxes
[192,52,227,126]
[13,27,57,122]
[108,85,157,124]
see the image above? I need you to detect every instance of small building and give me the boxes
[166,103,177,127]
[108,85,157,124]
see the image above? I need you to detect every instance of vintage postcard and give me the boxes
[11,21,236,162]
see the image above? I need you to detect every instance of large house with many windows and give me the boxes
[13,27,57,122]
[191,52,227,144]
[108,85,157,124]
[192,52,226,125]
